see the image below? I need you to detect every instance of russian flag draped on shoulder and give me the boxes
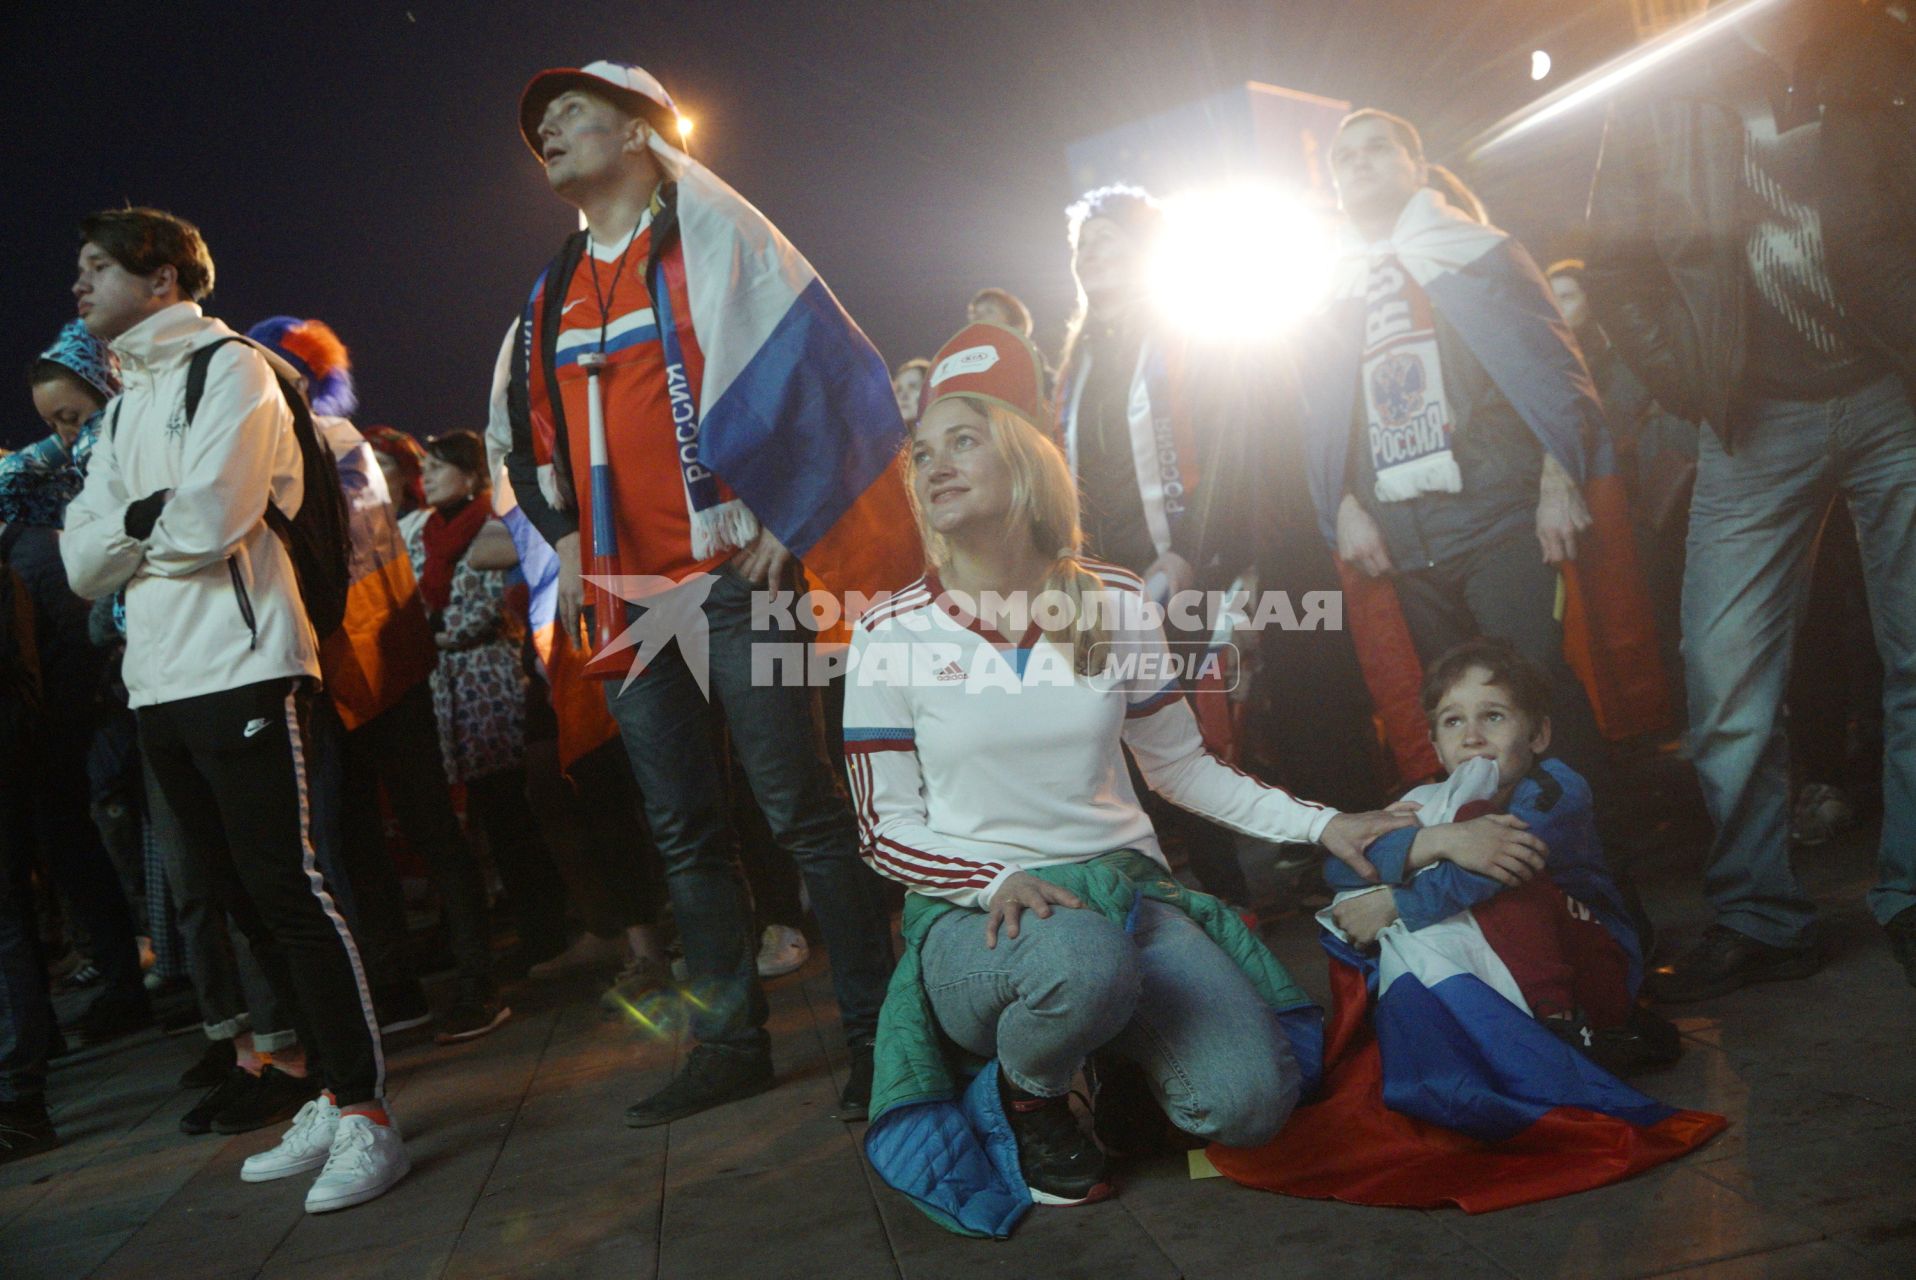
[1297,189,1668,782]
[505,60,919,688]
[665,155,918,595]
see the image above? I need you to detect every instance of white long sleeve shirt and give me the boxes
[62,303,317,707]
[842,564,1338,910]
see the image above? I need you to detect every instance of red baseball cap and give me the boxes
[520,60,680,158]
[919,322,1047,429]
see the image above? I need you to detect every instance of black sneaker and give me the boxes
[76,992,154,1046]
[1544,1006,1683,1077]
[1000,1071,1112,1206]
[180,1067,259,1135]
[212,1065,319,1135]
[374,982,434,1035]
[433,995,512,1045]
[624,1043,775,1128]
[1648,925,1822,1003]
[833,1036,876,1122]
[179,1037,237,1090]
[0,1099,59,1167]
[1886,908,1916,989]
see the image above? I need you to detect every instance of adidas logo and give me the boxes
[934,662,967,683]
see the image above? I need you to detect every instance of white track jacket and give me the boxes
[63,303,318,707]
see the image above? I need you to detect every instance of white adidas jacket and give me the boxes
[63,303,319,708]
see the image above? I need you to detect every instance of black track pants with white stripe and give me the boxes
[138,678,384,1106]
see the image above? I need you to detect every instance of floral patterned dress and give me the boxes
[401,510,529,785]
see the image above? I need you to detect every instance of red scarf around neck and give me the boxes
[419,497,490,613]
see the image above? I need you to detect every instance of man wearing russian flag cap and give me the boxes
[504,60,907,1127]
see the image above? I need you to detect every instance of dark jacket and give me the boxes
[1,523,107,716]
[1814,6,1916,370]
[1056,324,1285,604]
[1585,23,1913,446]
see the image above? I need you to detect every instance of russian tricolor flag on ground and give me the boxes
[1208,925,1726,1213]
[660,145,922,603]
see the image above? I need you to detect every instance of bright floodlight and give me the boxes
[1531,50,1552,81]
[1149,183,1335,342]
[676,116,695,138]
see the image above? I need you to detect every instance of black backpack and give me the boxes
[112,336,352,638]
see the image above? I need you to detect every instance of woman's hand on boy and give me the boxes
[1320,810,1420,884]
[1429,814,1548,886]
[984,873,1085,949]
[1330,889,1401,948]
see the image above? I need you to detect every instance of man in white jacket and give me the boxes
[60,207,408,1213]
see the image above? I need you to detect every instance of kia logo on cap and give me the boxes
[930,345,1000,386]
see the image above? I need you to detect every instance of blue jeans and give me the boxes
[604,565,894,1052]
[920,899,1300,1148]
[1685,374,1916,945]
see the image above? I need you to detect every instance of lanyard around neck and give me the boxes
[585,219,644,353]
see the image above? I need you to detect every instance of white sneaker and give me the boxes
[756,924,810,978]
[527,931,626,980]
[304,1114,410,1213]
[240,1095,340,1183]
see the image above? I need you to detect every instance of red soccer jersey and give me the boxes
[553,219,730,583]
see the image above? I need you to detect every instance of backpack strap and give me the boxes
[181,337,311,536]
[184,336,251,424]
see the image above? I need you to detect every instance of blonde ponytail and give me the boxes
[1038,550,1115,676]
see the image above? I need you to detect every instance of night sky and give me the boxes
[3,0,1637,448]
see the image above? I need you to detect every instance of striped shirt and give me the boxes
[842,564,1338,909]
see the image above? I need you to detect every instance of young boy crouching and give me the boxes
[1324,637,1678,1075]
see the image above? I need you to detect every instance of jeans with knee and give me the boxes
[603,565,894,1052]
[1684,374,1916,945]
[920,899,1300,1148]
